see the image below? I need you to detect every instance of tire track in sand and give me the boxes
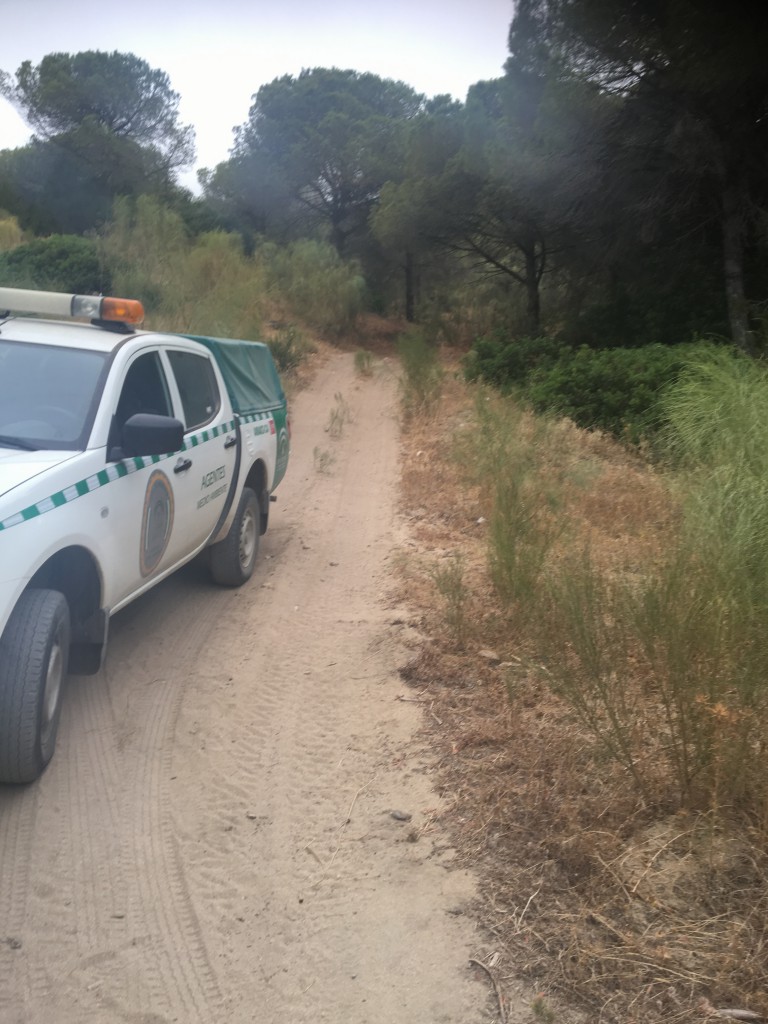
[0,561,232,1022]
[167,353,486,1024]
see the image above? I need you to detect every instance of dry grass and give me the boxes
[393,355,768,1024]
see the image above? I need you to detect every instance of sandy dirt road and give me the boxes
[0,352,490,1024]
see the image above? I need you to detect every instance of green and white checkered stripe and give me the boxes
[239,410,276,428]
[0,410,277,534]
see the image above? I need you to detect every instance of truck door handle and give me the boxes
[224,435,237,449]
[174,458,193,474]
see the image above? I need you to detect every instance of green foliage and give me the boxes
[429,554,470,649]
[466,332,727,442]
[565,270,729,350]
[0,138,111,234]
[100,196,266,338]
[354,349,374,376]
[263,239,364,336]
[2,51,194,166]
[397,329,443,418]
[0,234,108,293]
[457,393,565,612]
[464,331,565,388]
[100,195,190,312]
[0,52,194,235]
[223,68,423,257]
[526,342,722,442]
[267,326,314,376]
[0,214,24,251]
[499,348,768,819]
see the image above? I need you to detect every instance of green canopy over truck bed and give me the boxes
[183,335,286,415]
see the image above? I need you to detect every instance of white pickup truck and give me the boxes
[0,287,290,783]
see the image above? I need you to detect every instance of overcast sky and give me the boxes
[1,0,514,191]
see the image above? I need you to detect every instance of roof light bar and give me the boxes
[0,287,145,326]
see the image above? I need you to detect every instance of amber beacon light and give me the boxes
[0,287,145,326]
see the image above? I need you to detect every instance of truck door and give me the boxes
[104,347,236,609]
[161,347,238,562]
[105,348,184,606]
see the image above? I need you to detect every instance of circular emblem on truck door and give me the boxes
[140,470,174,576]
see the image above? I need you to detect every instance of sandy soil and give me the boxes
[0,352,493,1024]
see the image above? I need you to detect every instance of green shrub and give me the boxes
[429,554,471,649]
[464,331,565,389]
[0,214,23,252]
[522,347,768,815]
[101,198,268,339]
[354,349,374,377]
[0,234,108,293]
[397,329,443,418]
[264,239,364,337]
[526,341,722,442]
[267,326,314,375]
[99,195,189,315]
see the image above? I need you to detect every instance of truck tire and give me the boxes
[0,589,70,784]
[209,487,260,587]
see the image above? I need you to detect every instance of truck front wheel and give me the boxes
[209,487,260,587]
[0,589,70,784]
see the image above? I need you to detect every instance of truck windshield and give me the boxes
[0,339,108,450]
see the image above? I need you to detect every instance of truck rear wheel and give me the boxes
[209,487,260,587]
[0,589,70,784]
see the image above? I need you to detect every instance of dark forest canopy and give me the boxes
[504,0,768,350]
[204,68,426,257]
[2,12,768,352]
[0,51,195,234]
[1,51,194,167]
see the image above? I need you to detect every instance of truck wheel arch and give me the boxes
[29,546,106,675]
[244,460,269,535]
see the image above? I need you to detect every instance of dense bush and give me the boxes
[526,342,721,441]
[464,332,726,442]
[464,331,566,388]
[266,325,314,375]
[0,213,24,252]
[262,239,365,337]
[0,234,108,293]
[397,329,443,419]
[101,197,267,339]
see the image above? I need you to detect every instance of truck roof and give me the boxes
[0,315,142,353]
[0,289,286,416]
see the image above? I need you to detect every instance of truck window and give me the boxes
[0,339,107,449]
[112,352,172,447]
[167,351,220,430]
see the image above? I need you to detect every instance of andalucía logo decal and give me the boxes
[140,470,174,576]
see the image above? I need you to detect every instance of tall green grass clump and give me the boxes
[0,213,24,252]
[263,239,364,337]
[267,325,314,375]
[537,346,768,822]
[430,554,471,649]
[101,197,267,339]
[100,196,189,313]
[653,350,768,809]
[397,330,443,419]
[457,392,566,616]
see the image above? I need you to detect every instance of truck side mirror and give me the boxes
[109,413,185,461]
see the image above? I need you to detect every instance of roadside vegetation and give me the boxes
[397,341,768,1024]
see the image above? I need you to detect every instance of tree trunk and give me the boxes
[722,179,755,355]
[525,244,540,335]
[405,250,415,322]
